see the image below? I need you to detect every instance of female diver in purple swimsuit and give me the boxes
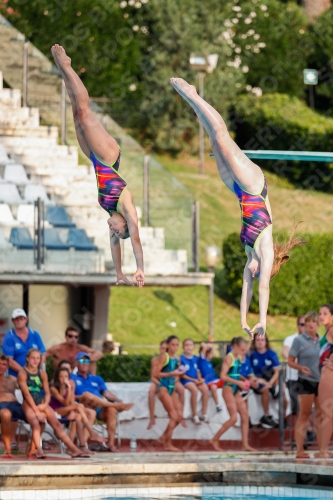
[170,78,304,336]
[51,45,144,287]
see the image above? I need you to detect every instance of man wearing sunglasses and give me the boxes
[46,326,103,375]
[282,316,306,416]
[2,309,46,377]
[71,352,133,452]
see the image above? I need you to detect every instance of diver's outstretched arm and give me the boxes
[109,232,134,286]
[240,266,254,337]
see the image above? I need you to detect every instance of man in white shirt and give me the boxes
[282,315,305,415]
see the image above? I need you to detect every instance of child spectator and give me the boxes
[50,366,105,451]
[18,348,90,458]
[152,335,184,451]
[180,338,209,424]
[198,343,223,412]
[210,336,255,452]
[148,340,185,429]
[250,333,285,428]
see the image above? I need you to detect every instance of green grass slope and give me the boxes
[109,286,296,355]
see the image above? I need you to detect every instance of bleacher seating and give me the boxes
[0,203,15,226]
[0,183,21,204]
[4,163,30,185]
[44,228,70,250]
[0,144,12,165]
[67,228,98,251]
[46,206,75,228]
[17,204,34,226]
[0,227,12,248]
[9,227,33,249]
[24,184,50,204]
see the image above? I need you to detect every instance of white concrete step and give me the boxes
[0,107,39,128]
[122,248,188,275]
[0,136,58,151]
[0,88,21,109]
[0,125,58,139]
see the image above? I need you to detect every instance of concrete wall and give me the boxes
[28,284,79,349]
[0,284,23,343]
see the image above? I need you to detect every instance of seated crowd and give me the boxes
[0,304,332,457]
[0,308,132,458]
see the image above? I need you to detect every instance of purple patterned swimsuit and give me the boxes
[234,176,272,249]
[90,151,127,215]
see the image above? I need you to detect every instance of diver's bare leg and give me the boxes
[51,44,118,164]
[170,78,262,193]
[52,47,90,157]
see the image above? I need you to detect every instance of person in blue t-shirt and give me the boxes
[198,343,224,413]
[2,309,46,377]
[71,352,133,451]
[249,333,284,428]
[180,338,209,424]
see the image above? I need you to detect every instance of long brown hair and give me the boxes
[270,222,306,279]
[251,333,271,351]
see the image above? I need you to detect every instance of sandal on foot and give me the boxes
[193,415,201,425]
[71,453,90,459]
[2,453,13,459]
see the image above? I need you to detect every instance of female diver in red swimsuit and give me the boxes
[170,78,304,336]
[51,45,144,287]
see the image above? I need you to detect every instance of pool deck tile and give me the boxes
[0,492,13,500]
[22,491,36,500]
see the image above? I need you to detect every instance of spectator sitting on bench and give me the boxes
[198,343,224,413]
[46,326,103,375]
[0,354,36,459]
[2,309,46,378]
[180,338,209,424]
[50,366,106,452]
[71,352,133,452]
[249,333,286,428]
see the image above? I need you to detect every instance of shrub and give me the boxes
[222,231,333,316]
[97,354,152,382]
[233,93,333,192]
[97,354,222,382]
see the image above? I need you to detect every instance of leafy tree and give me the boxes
[307,7,333,115]
[3,0,145,120]
[229,0,308,98]
[126,0,244,154]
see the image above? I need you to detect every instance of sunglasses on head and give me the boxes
[78,358,90,364]
[67,334,79,339]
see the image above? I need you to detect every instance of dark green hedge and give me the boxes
[223,231,333,317]
[233,93,333,192]
[47,354,222,382]
[97,354,222,382]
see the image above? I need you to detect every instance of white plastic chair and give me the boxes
[4,164,30,185]
[0,183,22,204]
[0,227,11,248]
[24,184,50,204]
[0,203,15,225]
[0,145,13,165]
[17,204,35,226]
